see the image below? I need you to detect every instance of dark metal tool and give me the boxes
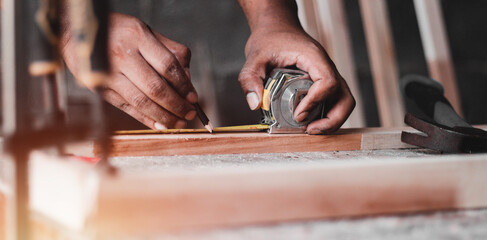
[400,75,487,153]
[402,113,487,153]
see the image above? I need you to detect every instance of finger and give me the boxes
[153,32,191,70]
[306,87,356,134]
[293,53,341,122]
[101,88,157,129]
[153,33,191,80]
[293,77,339,122]
[238,55,267,110]
[120,53,196,121]
[107,73,188,129]
[138,30,197,103]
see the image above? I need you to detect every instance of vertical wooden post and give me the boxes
[314,0,365,127]
[295,0,320,40]
[359,0,405,127]
[413,0,462,115]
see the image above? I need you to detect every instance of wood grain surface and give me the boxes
[98,132,362,157]
[68,127,415,157]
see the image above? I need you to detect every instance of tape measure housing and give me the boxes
[262,69,324,134]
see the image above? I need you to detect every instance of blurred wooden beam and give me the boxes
[314,0,365,127]
[296,0,320,40]
[96,154,487,236]
[359,0,405,127]
[413,0,462,115]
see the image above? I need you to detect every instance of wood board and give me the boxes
[2,149,487,238]
[79,127,417,157]
[96,153,487,237]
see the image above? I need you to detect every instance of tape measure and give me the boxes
[262,68,324,133]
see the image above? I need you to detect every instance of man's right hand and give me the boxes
[61,13,198,130]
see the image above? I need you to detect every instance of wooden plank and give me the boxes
[98,131,363,157]
[67,126,487,157]
[86,128,422,157]
[3,149,487,238]
[359,0,405,127]
[314,0,366,128]
[95,154,487,236]
[413,0,462,115]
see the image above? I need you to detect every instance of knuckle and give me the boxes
[131,94,150,108]
[238,70,255,85]
[175,45,191,61]
[175,103,187,114]
[129,17,149,36]
[160,56,179,77]
[324,78,339,92]
[117,101,131,111]
[147,80,166,98]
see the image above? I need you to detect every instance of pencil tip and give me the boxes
[205,122,214,133]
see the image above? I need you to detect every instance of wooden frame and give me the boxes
[314,0,366,128]
[413,0,462,114]
[359,0,405,127]
[298,0,464,127]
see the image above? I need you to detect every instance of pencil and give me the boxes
[194,103,213,133]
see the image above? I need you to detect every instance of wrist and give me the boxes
[238,0,303,33]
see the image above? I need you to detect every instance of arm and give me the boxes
[236,0,356,134]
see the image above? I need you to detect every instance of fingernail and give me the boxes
[154,122,167,130]
[246,92,260,110]
[185,110,197,120]
[295,111,309,122]
[186,91,198,104]
[175,120,186,129]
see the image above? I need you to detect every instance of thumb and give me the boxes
[238,58,266,110]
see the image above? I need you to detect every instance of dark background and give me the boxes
[2,0,486,129]
[106,0,487,128]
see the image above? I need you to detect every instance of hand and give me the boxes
[238,27,356,134]
[61,13,197,129]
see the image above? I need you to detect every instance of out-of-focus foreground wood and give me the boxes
[97,154,487,237]
[1,151,487,239]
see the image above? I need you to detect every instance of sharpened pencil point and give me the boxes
[205,122,214,133]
